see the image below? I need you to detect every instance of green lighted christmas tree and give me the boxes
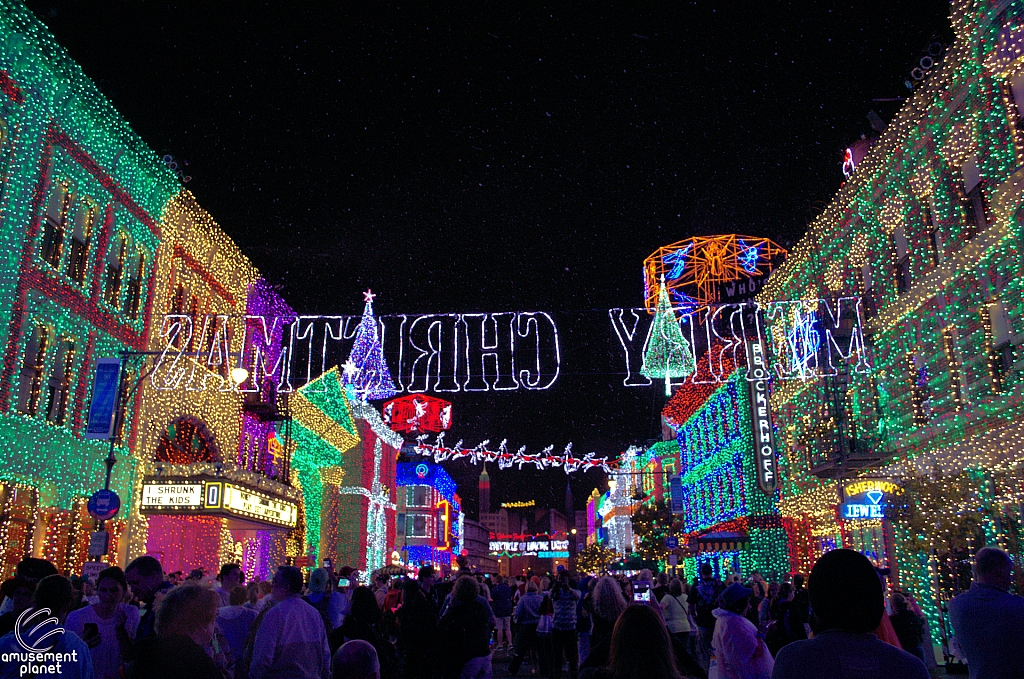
[642,277,696,395]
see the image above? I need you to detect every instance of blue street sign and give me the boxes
[666,536,679,549]
[87,489,121,521]
[85,359,122,440]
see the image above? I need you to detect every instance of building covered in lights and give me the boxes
[133,192,303,580]
[758,0,1024,650]
[669,372,790,580]
[0,2,182,579]
[395,459,463,571]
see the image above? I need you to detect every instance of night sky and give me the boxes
[27,1,950,514]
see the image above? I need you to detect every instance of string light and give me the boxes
[669,373,789,579]
[413,432,616,473]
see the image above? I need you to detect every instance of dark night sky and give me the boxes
[26,1,950,514]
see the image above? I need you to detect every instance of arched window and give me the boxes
[45,339,75,424]
[17,325,50,416]
[66,200,96,284]
[42,182,71,268]
[124,248,145,319]
[103,234,126,307]
[155,418,218,464]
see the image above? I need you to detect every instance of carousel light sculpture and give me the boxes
[643,235,787,312]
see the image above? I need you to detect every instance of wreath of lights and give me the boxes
[412,432,617,473]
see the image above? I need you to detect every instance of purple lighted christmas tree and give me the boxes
[341,290,398,400]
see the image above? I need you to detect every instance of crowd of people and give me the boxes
[0,545,1021,679]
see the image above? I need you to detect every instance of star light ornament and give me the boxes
[641,276,697,395]
[340,290,397,401]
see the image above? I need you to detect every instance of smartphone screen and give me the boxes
[632,582,650,602]
[337,578,350,587]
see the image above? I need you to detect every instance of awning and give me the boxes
[693,531,750,553]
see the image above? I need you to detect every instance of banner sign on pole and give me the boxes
[85,358,123,440]
[746,339,779,495]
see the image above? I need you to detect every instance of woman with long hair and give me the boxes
[329,585,397,678]
[580,576,628,670]
[581,604,680,679]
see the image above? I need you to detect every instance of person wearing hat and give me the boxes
[772,549,928,679]
[710,580,773,679]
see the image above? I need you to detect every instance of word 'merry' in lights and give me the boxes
[413,432,616,473]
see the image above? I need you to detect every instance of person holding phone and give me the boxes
[66,566,139,679]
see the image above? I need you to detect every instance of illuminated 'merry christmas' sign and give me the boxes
[149,297,868,394]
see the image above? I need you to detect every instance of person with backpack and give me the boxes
[305,568,342,633]
[657,577,705,678]
[689,564,724,672]
[437,576,493,679]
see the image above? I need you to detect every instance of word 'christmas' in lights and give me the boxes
[412,432,615,474]
[150,310,560,394]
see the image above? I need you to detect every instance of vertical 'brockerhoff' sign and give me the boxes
[746,339,778,495]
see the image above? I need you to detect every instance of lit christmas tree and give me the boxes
[642,277,696,395]
[341,290,397,400]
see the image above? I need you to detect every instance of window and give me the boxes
[170,284,186,314]
[17,326,50,416]
[893,226,911,294]
[66,201,95,285]
[124,249,145,319]
[987,301,1013,390]
[405,514,429,538]
[406,485,430,508]
[44,340,74,425]
[155,418,217,464]
[961,156,987,238]
[909,353,929,426]
[42,183,70,268]
[103,235,126,307]
[942,326,964,411]
[1010,70,1024,125]
[922,199,943,266]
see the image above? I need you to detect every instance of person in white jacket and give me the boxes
[710,582,774,679]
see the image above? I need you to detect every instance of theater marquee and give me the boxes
[140,476,299,529]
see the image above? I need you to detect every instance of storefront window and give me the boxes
[0,482,38,580]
